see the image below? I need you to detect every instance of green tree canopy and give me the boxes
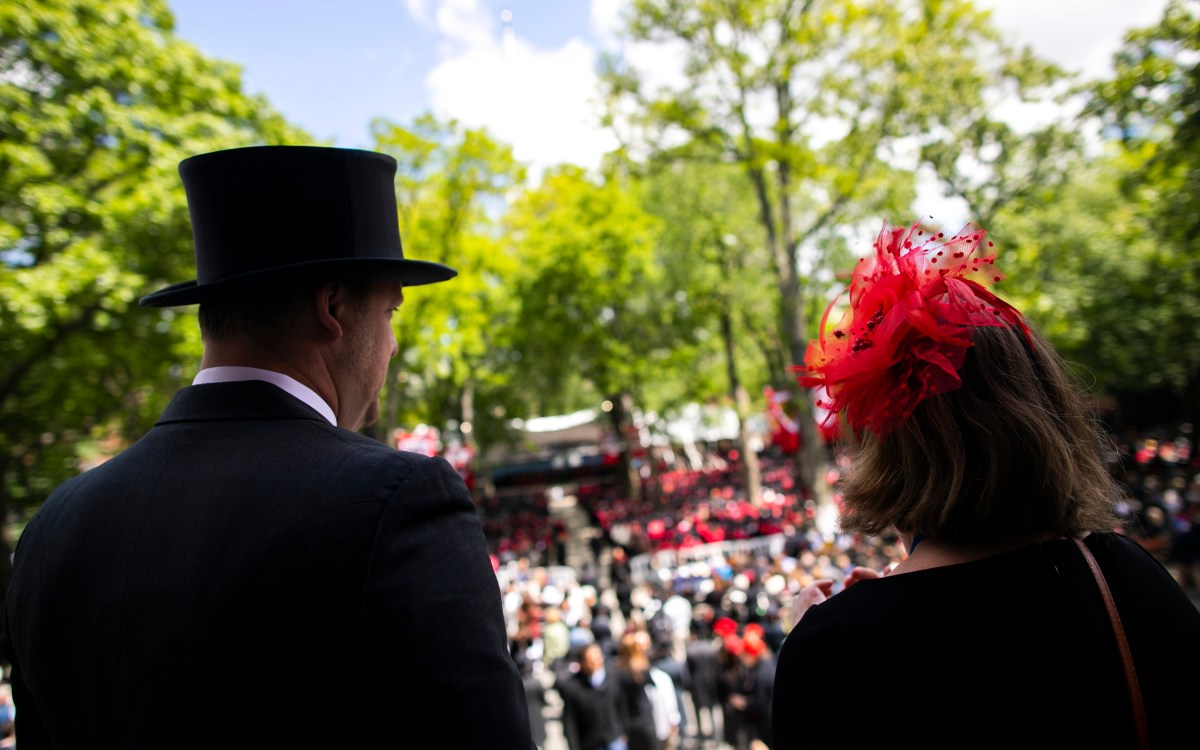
[370,115,525,449]
[504,166,664,416]
[636,154,780,403]
[601,0,1066,491]
[1092,0,1199,238]
[997,0,1200,420]
[0,0,304,524]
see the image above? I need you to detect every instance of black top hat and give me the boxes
[139,145,457,307]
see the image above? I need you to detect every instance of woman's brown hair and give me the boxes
[618,632,652,684]
[837,324,1119,543]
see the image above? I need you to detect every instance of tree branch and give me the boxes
[0,299,105,409]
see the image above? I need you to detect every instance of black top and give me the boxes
[772,533,1200,749]
[4,382,531,748]
[614,668,660,750]
[685,640,721,708]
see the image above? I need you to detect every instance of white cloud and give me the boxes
[619,37,689,97]
[404,0,432,26]
[589,0,626,41]
[915,166,971,230]
[410,0,1171,177]
[976,0,1169,80]
[413,1,620,176]
[433,0,494,48]
[427,33,618,173]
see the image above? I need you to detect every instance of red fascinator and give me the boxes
[798,220,1030,436]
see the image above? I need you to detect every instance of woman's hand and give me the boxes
[843,566,883,589]
[790,579,834,623]
[792,567,887,624]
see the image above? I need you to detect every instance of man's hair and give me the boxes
[837,324,1118,543]
[198,282,373,348]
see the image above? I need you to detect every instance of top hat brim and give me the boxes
[138,256,457,308]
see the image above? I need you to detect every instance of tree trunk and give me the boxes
[460,377,476,452]
[608,390,641,502]
[720,308,762,505]
[745,161,830,506]
[0,457,16,637]
[772,85,830,505]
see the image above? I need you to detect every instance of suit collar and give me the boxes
[157,381,331,425]
[193,366,336,425]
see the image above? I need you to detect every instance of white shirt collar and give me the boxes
[193,366,337,426]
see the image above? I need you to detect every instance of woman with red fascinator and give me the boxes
[771,220,1200,749]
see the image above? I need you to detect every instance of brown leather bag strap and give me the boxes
[1072,536,1151,750]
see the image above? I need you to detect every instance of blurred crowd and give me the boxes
[581,453,802,556]
[476,423,1200,750]
[497,510,904,749]
[481,452,813,569]
[0,428,1191,749]
[10,424,1183,750]
[1111,425,1200,592]
[477,490,567,564]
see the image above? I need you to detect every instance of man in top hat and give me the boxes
[2,146,533,748]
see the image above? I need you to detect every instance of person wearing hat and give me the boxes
[772,220,1200,749]
[2,146,533,748]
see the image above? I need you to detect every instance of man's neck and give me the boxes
[194,365,337,426]
[200,344,338,419]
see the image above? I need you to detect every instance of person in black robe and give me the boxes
[685,623,722,746]
[557,643,622,750]
[614,632,662,750]
[611,546,635,622]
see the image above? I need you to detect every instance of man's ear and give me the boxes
[313,283,345,340]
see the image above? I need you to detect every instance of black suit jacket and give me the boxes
[4,381,532,748]
[555,668,620,750]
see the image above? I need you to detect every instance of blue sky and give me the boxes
[171,0,611,154]
[171,1,436,146]
[170,0,1170,181]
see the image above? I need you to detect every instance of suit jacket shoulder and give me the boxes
[7,381,531,749]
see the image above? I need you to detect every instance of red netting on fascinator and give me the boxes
[797,220,1031,437]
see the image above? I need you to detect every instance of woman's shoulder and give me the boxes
[776,580,917,668]
[1045,533,1195,600]
[1079,529,1171,567]
[772,591,908,747]
[1072,532,1200,629]
[777,536,1104,657]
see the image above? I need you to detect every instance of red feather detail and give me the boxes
[798,220,1031,436]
